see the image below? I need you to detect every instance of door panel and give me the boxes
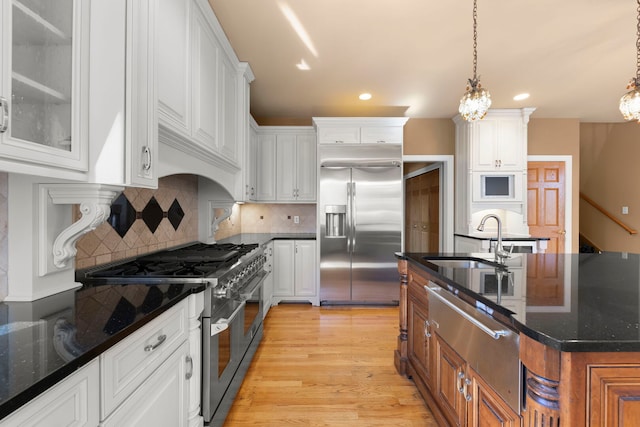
[319,167,351,302]
[351,166,402,302]
[527,161,566,253]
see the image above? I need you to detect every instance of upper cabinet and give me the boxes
[0,0,90,180]
[157,0,253,177]
[254,127,317,203]
[314,117,408,145]
[88,0,158,188]
[470,114,529,171]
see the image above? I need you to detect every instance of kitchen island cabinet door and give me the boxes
[0,0,89,179]
[435,333,467,427]
[408,294,433,389]
[466,368,520,427]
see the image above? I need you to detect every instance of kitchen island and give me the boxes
[396,252,640,426]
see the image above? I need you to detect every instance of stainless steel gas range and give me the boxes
[77,242,267,426]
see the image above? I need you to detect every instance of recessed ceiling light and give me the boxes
[513,93,530,101]
[296,59,310,70]
[359,93,372,101]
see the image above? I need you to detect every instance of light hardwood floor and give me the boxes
[225,304,437,426]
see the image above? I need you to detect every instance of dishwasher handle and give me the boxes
[425,285,508,340]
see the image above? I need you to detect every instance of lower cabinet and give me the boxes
[272,239,318,305]
[263,241,274,318]
[404,264,521,427]
[101,341,190,427]
[0,360,100,427]
[0,293,204,426]
[434,335,520,427]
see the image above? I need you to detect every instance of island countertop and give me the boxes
[398,251,640,352]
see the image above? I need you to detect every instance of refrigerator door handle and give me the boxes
[352,182,357,251]
[347,182,352,253]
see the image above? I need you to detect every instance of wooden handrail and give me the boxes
[580,192,638,235]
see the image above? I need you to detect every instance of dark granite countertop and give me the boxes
[454,233,550,241]
[218,232,316,246]
[399,252,640,352]
[0,282,205,420]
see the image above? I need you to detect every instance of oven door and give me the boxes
[238,270,266,351]
[202,299,245,422]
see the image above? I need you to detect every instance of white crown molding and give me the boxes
[39,184,123,274]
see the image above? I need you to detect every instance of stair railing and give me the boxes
[580,192,637,235]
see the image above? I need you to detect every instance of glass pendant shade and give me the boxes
[459,84,492,121]
[620,85,640,122]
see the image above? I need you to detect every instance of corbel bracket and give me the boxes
[207,200,235,243]
[41,184,123,271]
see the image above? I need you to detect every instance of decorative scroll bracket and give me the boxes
[39,184,124,275]
[206,200,235,244]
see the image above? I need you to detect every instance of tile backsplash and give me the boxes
[75,174,199,269]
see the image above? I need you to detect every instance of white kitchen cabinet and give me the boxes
[101,341,191,427]
[256,126,316,202]
[472,115,526,171]
[275,132,316,202]
[256,132,277,201]
[100,294,203,426]
[243,119,258,201]
[88,0,158,188]
[0,0,89,180]
[262,241,274,318]
[313,117,409,145]
[272,239,318,305]
[0,360,99,427]
[157,0,251,174]
[100,298,189,419]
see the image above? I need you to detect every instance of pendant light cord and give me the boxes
[472,0,478,81]
[636,0,640,83]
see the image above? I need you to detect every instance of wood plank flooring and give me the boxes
[225,304,437,426]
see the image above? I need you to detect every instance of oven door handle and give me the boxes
[210,301,246,337]
[239,271,267,300]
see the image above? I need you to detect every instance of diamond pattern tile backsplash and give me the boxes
[75,174,198,269]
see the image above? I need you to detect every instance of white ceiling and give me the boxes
[209,0,636,122]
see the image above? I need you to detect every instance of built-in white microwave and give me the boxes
[472,172,523,201]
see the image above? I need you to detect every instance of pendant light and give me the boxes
[620,0,640,122]
[459,0,491,121]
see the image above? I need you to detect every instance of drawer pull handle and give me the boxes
[425,285,508,339]
[0,97,7,133]
[144,334,167,352]
[185,355,193,380]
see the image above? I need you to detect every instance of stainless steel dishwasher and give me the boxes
[425,281,521,414]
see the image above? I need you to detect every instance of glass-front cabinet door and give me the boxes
[0,0,88,177]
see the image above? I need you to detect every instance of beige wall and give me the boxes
[580,122,640,252]
[528,118,581,252]
[214,203,316,240]
[403,118,455,155]
[402,117,581,252]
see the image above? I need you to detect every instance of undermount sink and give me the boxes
[422,257,500,269]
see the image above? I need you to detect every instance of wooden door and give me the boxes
[527,161,566,253]
[405,169,440,252]
[527,161,566,307]
[408,294,433,387]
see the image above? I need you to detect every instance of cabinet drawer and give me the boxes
[318,127,360,144]
[100,298,189,419]
[360,126,403,144]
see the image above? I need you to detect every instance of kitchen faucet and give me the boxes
[477,214,512,264]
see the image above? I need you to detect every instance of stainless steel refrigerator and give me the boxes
[319,144,402,304]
